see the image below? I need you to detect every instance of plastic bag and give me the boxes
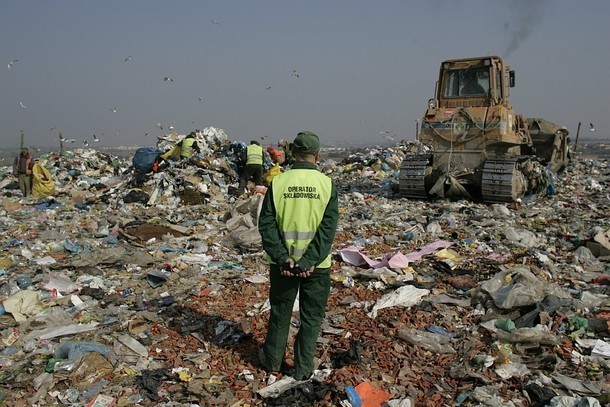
[263,163,282,185]
[161,145,180,160]
[31,163,56,198]
[397,327,456,354]
[133,147,163,173]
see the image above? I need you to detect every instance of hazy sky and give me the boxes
[2,0,609,149]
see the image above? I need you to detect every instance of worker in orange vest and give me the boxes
[266,146,285,165]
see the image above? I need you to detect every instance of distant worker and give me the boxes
[258,131,339,381]
[177,132,201,159]
[266,146,285,165]
[238,140,264,193]
[13,147,35,197]
[278,139,294,166]
[228,141,248,180]
[461,71,486,96]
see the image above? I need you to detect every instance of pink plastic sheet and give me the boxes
[339,240,453,269]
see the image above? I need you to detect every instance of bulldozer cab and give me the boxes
[432,57,511,109]
[443,69,489,97]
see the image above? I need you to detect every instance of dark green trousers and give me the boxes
[262,264,331,380]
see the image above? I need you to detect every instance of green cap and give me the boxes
[292,131,320,154]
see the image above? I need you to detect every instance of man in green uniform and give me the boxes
[258,131,339,381]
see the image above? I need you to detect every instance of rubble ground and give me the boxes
[0,131,608,406]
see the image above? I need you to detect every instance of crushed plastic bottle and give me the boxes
[15,274,33,290]
[345,386,361,407]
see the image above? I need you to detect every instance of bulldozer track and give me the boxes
[399,154,431,199]
[481,157,524,203]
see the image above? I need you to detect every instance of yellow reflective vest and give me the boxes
[246,144,263,165]
[270,169,333,267]
[180,138,196,158]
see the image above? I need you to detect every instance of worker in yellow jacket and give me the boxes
[238,140,264,194]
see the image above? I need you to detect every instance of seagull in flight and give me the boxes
[49,127,57,132]
[198,96,203,102]
[111,107,117,113]
[93,134,100,142]
[124,56,133,62]
[163,76,174,82]
[83,140,89,147]
[168,125,175,131]
[589,123,596,132]
[156,122,163,130]
[19,101,27,109]
[266,86,272,91]
[7,59,18,69]
[292,70,300,78]
[210,18,220,25]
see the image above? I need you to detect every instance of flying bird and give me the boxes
[31,147,41,152]
[93,134,100,142]
[63,138,76,143]
[19,101,27,109]
[49,127,57,132]
[198,97,203,101]
[266,86,272,91]
[144,132,149,137]
[155,122,163,130]
[83,140,90,147]
[111,107,117,113]
[589,123,596,132]
[292,70,300,78]
[210,19,220,25]
[168,125,175,131]
[124,56,132,62]
[378,130,395,141]
[163,76,174,82]
[7,59,18,69]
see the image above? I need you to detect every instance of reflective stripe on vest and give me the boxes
[269,169,332,268]
[180,138,196,157]
[246,144,263,165]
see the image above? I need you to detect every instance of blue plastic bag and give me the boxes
[133,147,163,173]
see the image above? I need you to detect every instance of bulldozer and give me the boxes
[399,56,569,203]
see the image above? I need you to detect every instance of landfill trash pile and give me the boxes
[0,132,608,406]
